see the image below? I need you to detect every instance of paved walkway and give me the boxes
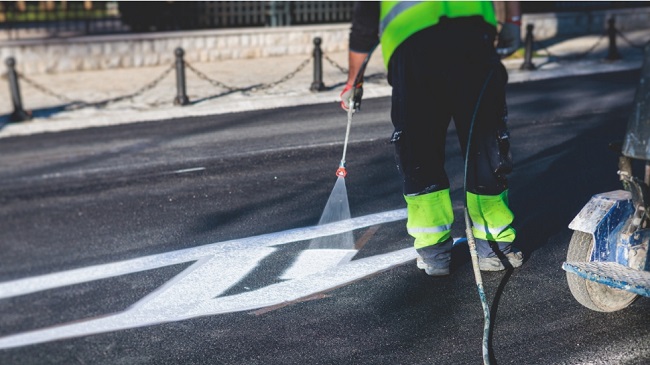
[0,29,648,139]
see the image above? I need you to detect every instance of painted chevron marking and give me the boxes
[0,209,410,349]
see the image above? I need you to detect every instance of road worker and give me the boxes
[340,1,524,276]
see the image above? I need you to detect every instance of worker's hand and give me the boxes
[496,21,521,58]
[339,82,363,111]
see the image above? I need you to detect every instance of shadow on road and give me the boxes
[509,109,628,258]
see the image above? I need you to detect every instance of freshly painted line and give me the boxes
[0,208,407,300]
[0,207,469,350]
[186,247,416,317]
[0,209,411,349]
[129,249,276,315]
[0,247,415,350]
[279,249,358,280]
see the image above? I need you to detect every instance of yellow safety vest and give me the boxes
[380,1,497,67]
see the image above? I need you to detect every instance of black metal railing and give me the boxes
[0,1,355,40]
[121,1,355,30]
[1,1,649,41]
[0,1,126,39]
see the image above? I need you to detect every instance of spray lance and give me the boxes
[309,49,377,257]
[336,44,377,179]
[335,89,359,178]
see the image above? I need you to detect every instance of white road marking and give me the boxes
[0,209,406,300]
[0,209,410,349]
[279,248,357,280]
[172,167,206,174]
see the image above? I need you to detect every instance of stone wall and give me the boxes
[0,24,350,75]
[0,7,648,75]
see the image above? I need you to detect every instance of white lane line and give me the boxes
[0,247,415,350]
[172,167,206,174]
[0,209,413,349]
[0,208,407,300]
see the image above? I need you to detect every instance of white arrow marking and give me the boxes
[0,209,410,349]
[0,209,407,300]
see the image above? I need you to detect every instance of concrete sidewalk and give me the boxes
[0,29,648,139]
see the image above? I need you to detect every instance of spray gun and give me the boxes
[334,43,377,179]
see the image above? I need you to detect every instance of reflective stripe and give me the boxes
[379,1,422,37]
[408,224,452,235]
[472,222,511,236]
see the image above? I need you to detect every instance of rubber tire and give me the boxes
[566,231,637,312]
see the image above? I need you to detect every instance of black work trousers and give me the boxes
[388,17,511,197]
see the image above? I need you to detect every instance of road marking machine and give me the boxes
[563,43,650,312]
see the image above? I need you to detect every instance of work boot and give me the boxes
[416,239,453,276]
[476,239,523,271]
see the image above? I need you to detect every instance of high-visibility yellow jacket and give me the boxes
[379,1,497,67]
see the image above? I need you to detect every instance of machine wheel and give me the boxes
[566,231,638,312]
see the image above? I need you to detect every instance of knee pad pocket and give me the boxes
[487,128,513,177]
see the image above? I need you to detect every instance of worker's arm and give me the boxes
[346,51,368,85]
[340,1,379,111]
[496,1,522,57]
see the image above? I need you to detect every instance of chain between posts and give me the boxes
[11,41,351,112]
[184,62,239,92]
[17,72,76,104]
[616,29,647,49]
[81,65,175,108]
[16,65,174,110]
[323,53,348,75]
[536,27,645,63]
[252,58,310,91]
[184,57,311,92]
[10,56,314,113]
[537,32,607,61]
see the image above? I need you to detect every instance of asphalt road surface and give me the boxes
[1,70,649,364]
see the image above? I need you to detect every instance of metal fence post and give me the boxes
[5,57,31,122]
[606,17,621,61]
[520,24,536,71]
[174,48,190,106]
[310,37,326,92]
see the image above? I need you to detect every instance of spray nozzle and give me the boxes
[336,162,347,178]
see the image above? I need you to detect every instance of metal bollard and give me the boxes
[310,37,326,92]
[520,24,536,71]
[5,57,31,122]
[173,47,190,106]
[606,17,621,61]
